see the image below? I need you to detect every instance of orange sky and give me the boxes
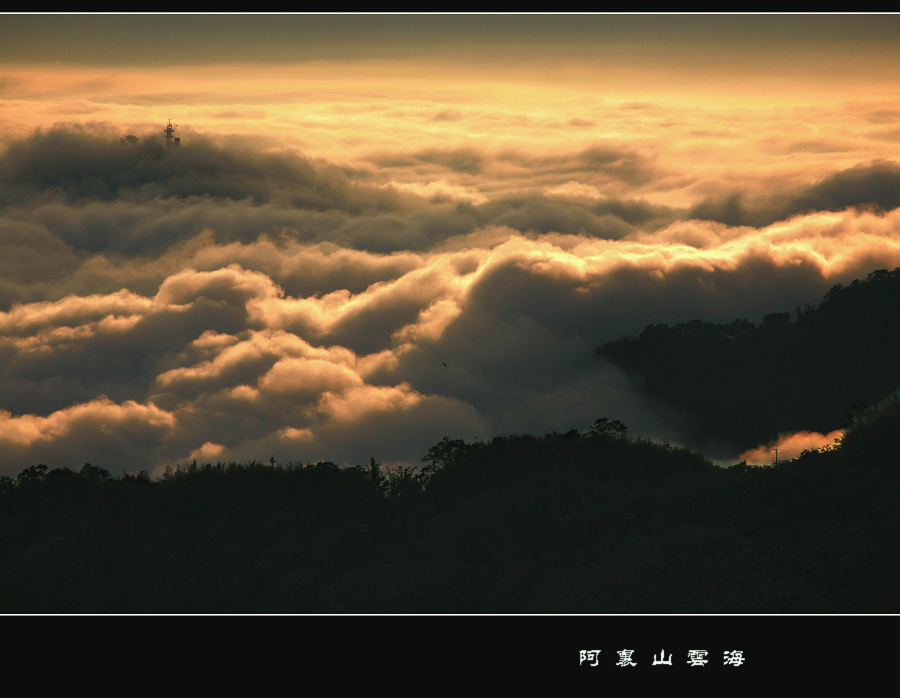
[4,14,900,210]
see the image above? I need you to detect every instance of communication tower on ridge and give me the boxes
[164,119,180,147]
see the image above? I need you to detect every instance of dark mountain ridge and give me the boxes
[598,266,900,454]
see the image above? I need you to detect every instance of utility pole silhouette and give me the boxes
[370,457,379,487]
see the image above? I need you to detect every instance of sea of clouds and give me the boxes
[2,124,900,475]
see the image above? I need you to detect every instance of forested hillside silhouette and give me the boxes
[2,403,900,613]
[598,267,900,454]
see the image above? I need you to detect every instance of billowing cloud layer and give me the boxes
[2,112,900,476]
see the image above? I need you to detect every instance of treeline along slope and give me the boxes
[2,404,900,613]
[597,267,900,453]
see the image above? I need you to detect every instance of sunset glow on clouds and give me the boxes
[739,429,845,466]
[2,14,900,475]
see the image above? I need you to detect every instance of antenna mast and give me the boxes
[164,119,179,146]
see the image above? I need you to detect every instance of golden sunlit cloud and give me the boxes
[739,430,845,466]
[188,440,226,460]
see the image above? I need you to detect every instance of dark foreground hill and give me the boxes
[2,402,899,613]
[598,267,900,454]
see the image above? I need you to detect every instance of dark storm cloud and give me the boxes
[0,218,81,287]
[590,198,677,228]
[0,295,249,417]
[495,145,657,186]
[689,160,900,227]
[413,148,484,175]
[864,109,900,125]
[0,127,671,264]
[366,143,655,187]
[365,147,484,175]
[0,124,405,213]
[487,199,633,239]
[2,190,657,266]
[417,196,677,243]
[791,160,900,212]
